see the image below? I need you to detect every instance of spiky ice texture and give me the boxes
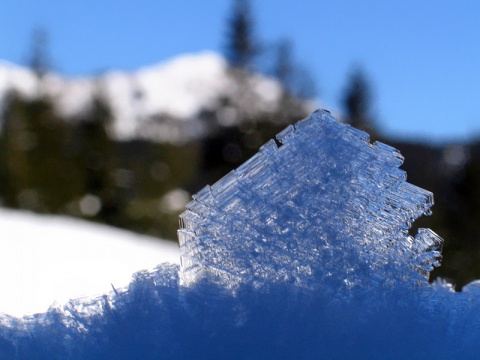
[179,109,442,290]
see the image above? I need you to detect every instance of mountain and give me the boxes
[0,52,291,142]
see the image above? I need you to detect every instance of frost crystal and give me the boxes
[179,109,442,290]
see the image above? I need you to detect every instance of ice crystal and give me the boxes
[179,109,442,290]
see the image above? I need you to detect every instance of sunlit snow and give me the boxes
[0,208,179,317]
[0,52,287,140]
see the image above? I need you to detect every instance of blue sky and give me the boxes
[1,0,480,143]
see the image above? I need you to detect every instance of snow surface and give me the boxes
[0,208,179,317]
[0,52,285,140]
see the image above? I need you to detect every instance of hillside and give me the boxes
[0,52,288,142]
[0,207,179,317]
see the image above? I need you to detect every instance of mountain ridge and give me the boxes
[0,51,296,142]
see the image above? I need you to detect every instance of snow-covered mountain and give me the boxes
[0,52,288,142]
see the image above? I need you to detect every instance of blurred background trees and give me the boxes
[224,0,258,70]
[342,67,377,138]
[1,0,480,290]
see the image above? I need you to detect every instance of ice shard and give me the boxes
[179,109,442,290]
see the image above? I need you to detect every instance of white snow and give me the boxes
[132,52,230,120]
[0,60,38,98]
[0,207,180,318]
[0,52,286,140]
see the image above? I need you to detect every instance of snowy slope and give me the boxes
[0,208,179,317]
[0,52,284,140]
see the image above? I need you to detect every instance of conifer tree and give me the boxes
[27,27,51,80]
[224,0,258,69]
[273,40,295,92]
[0,92,82,212]
[75,83,118,222]
[271,39,315,122]
[342,67,376,135]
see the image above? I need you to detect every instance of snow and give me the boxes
[0,208,179,317]
[0,52,285,140]
[132,52,231,120]
[0,60,38,109]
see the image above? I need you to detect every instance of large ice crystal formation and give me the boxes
[179,109,442,290]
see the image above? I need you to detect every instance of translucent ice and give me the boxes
[3,109,480,359]
[179,109,442,290]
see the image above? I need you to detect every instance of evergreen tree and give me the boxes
[271,39,315,123]
[0,27,87,213]
[342,67,376,135]
[0,92,82,212]
[74,84,118,223]
[224,0,258,69]
[27,27,51,80]
[273,40,295,93]
[0,91,31,207]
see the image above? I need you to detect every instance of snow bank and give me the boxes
[0,208,179,317]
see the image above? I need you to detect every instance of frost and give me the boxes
[179,109,442,290]
[2,109,480,359]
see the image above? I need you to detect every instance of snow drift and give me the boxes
[0,208,179,317]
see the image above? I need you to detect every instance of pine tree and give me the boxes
[273,39,295,93]
[342,67,376,135]
[27,27,51,80]
[74,84,118,223]
[224,0,258,69]
[0,92,82,212]
[271,39,315,123]
[0,91,31,207]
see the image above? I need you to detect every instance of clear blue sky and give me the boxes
[1,0,480,143]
